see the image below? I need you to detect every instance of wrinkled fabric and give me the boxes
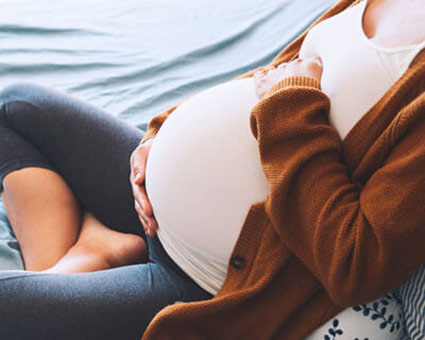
[0,0,333,269]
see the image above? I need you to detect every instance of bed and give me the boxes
[0,0,423,339]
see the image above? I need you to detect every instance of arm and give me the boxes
[139,0,354,145]
[140,59,303,145]
[138,66,273,144]
[250,73,425,307]
[140,100,188,144]
[134,61,305,234]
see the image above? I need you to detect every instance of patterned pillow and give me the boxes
[305,292,407,340]
[397,263,425,340]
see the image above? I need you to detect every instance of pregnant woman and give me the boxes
[0,0,424,339]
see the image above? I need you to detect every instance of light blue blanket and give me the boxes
[0,0,334,269]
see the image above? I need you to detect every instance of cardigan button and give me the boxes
[230,256,245,270]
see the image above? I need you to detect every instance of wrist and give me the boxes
[140,137,155,146]
[264,76,321,99]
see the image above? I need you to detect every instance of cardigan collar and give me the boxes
[309,0,425,175]
[265,0,423,176]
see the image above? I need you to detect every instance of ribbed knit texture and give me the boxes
[141,0,425,338]
[264,76,321,98]
[399,264,425,340]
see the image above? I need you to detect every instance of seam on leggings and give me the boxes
[2,100,44,117]
[0,101,6,120]
[0,159,56,191]
[0,159,54,173]
[0,272,54,282]
[0,100,46,133]
[0,100,56,192]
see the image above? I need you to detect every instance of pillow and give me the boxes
[397,264,425,340]
[305,292,407,340]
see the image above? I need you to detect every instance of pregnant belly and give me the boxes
[144,78,269,293]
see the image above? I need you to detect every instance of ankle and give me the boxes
[46,242,112,274]
[109,234,148,267]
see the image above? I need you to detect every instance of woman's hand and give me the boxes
[130,138,158,237]
[253,56,323,99]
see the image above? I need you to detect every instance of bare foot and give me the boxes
[44,212,148,274]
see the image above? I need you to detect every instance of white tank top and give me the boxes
[299,0,425,140]
[145,78,268,295]
[145,0,425,295]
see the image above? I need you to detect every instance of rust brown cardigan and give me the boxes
[140,0,425,338]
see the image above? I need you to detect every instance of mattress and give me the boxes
[0,0,334,269]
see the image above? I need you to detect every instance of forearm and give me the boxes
[140,102,182,144]
[140,65,292,145]
[250,76,425,306]
[140,0,335,145]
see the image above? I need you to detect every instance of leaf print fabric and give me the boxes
[305,292,407,340]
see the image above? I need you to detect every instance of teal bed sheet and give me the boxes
[0,0,334,269]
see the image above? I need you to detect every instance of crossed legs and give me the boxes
[0,83,148,273]
[0,83,212,340]
[1,168,147,273]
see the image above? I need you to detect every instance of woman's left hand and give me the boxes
[253,56,323,100]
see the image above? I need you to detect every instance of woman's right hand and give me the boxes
[130,138,158,237]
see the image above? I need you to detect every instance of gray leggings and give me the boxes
[0,83,212,340]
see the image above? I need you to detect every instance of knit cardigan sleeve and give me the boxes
[249,75,425,307]
[138,66,295,145]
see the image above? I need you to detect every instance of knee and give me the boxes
[0,83,49,108]
[0,83,51,124]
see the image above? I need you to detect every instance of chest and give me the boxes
[362,0,425,48]
[299,0,423,141]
